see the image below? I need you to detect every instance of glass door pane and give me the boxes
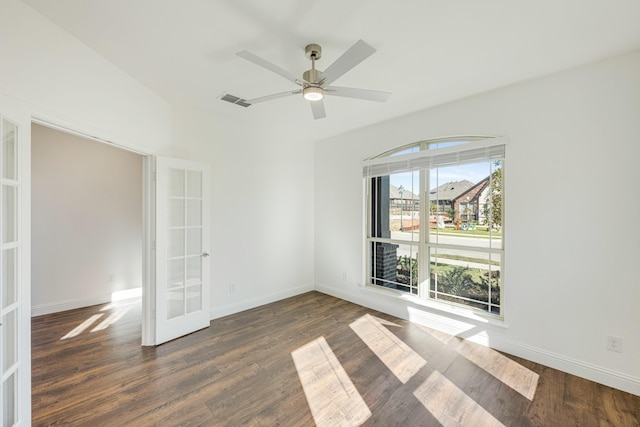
[2,185,17,244]
[2,120,16,180]
[2,311,16,371]
[2,248,17,309]
[3,372,16,426]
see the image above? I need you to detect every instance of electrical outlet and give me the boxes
[606,336,623,353]
[229,283,236,293]
[342,272,349,282]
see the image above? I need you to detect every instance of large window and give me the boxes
[364,137,505,316]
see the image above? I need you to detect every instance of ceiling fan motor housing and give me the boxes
[305,43,322,60]
[303,69,321,83]
[304,43,323,83]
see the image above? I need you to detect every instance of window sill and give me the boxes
[361,284,509,330]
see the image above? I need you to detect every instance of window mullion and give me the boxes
[418,167,428,299]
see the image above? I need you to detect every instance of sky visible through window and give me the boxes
[388,140,493,191]
[390,162,492,193]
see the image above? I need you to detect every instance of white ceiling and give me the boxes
[23,0,640,143]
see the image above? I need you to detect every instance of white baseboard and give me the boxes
[315,282,640,397]
[489,335,640,396]
[209,283,315,320]
[32,294,111,317]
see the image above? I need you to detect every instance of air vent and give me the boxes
[220,93,251,108]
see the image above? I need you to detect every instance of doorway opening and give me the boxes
[30,122,150,341]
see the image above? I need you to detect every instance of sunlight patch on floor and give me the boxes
[414,370,505,427]
[111,287,142,301]
[457,340,539,400]
[291,337,371,427]
[370,315,403,328]
[60,314,103,340]
[101,295,142,311]
[91,307,131,332]
[415,324,455,345]
[350,314,426,383]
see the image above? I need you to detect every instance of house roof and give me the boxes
[429,180,474,201]
[454,176,491,202]
[390,185,418,200]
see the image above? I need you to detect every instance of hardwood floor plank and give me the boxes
[524,365,580,426]
[563,374,602,420]
[32,291,640,426]
[599,386,640,427]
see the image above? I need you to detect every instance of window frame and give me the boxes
[364,136,506,319]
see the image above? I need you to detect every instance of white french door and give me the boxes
[154,156,210,344]
[0,97,30,426]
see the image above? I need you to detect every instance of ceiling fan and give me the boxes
[221,40,391,120]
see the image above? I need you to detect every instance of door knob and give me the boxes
[202,251,210,257]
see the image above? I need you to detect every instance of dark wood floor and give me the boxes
[32,291,639,426]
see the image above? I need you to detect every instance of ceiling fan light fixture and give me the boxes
[303,86,324,101]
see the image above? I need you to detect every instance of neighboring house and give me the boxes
[429,180,474,216]
[452,176,491,222]
[389,184,419,210]
[430,177,492,223]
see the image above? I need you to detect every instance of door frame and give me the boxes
[141,155,155,345]
[30,117,157,345]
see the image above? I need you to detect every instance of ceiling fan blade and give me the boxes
[325,86,391,102]
[246,90,301,105]
[310,100,326,120]
[237,50,302,85]
[314,39,376,86]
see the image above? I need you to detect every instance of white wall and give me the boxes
[2,0,315,321]
[315,49,640,395]
[0,0,172,153]
[169,104,315,319]
[31,124,143,315]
